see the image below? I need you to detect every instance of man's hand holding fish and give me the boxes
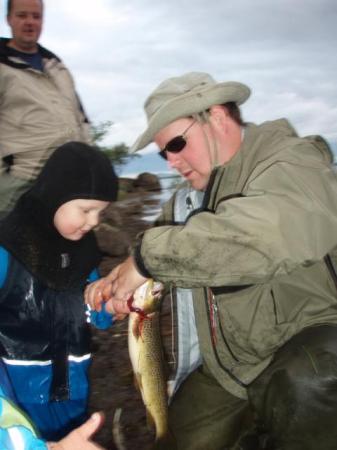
[85,255,148,317]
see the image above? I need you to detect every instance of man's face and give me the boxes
[154,118,215,191]
[7,0,43,53]
[154,107,242,191]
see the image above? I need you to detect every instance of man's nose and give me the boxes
[166,152,182,168]
[25,14,37,24]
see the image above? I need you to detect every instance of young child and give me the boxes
[0,141,118,441]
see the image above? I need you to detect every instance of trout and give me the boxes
[128,279,170,443]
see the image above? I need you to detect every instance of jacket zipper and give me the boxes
[205,288,246,387]
[270,289,279,324]
[324,254,337,291]
[187,188,246,386]
[207,289,239,361]
[207,288,218,346]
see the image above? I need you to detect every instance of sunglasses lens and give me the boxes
[158,149,167,160]
[166,136,187,153]
[158,136,187,160]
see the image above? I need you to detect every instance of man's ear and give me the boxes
[209,105,228,130]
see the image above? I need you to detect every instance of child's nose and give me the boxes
[87,213,99,228]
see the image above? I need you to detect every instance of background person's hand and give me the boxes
[48,412,105,449]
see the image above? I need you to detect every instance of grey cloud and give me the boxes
[0,0,336,147]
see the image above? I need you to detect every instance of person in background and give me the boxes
[0,141,118,441]
[0,356,106,450]
[86,72,337,450]
[0,0,92,217]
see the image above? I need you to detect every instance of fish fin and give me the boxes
[132,317,141,339]
[134,372,143,392]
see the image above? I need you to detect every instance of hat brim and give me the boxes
[130,81,250,153]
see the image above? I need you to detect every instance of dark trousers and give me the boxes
[155,325,337,450]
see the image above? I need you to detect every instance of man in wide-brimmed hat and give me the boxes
[86,72,337,450]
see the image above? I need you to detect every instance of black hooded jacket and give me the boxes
[0,142,118,401]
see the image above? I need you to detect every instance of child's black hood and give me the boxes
[0,141,119,290]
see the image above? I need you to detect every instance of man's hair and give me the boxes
[7,0,43,16]
[222,102,246,126]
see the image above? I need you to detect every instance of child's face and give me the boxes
[53,199,109,240]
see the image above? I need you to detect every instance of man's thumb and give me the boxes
[79,412,104,439]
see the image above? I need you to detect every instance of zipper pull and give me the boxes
[207,289,217,345]
[186,195,193,211]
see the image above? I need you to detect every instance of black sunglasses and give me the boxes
[158,120,196,160]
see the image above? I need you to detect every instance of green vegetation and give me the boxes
[91,120,139,169]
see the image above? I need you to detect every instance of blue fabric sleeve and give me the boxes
[87,268,114,330]
[89,303,114,330]
[0,362,16,402]
[0,247,9,289]
[0,425,47,449]
[88,268,99,282]
[0,360,47,449]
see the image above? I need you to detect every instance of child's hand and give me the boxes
[85,278,111,312]
[85,276,130,319]
[85,256,148,318]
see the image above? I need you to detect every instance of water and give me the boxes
[141,172,182,222]
[118,151,182,221]
[118,150,169,179]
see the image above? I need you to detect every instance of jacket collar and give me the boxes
[0,37,59,68]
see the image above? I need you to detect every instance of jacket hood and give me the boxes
[251,118,334,164]
[0,142,118,290]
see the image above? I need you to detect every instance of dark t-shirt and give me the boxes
[9,47,43,71]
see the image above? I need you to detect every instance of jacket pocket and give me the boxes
[215,284,284,363]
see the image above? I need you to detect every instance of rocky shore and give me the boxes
[88,172,164,450]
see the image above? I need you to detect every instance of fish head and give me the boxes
[131,279,163,315]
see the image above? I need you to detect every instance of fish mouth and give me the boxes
[127,296,152,318]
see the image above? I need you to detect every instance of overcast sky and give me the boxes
[1,0,336,153]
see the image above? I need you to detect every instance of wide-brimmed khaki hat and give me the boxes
[130,72,251,152]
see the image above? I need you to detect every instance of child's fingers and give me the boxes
[85,280,105,311]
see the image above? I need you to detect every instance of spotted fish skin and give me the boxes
[128,280,169,441]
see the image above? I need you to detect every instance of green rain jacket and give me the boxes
[134,118,337,399]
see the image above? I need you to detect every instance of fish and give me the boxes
[128,279,171,444]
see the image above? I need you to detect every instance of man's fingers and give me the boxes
[114,313,128,320]
[105,297,130,318]
[102,281,113,301]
